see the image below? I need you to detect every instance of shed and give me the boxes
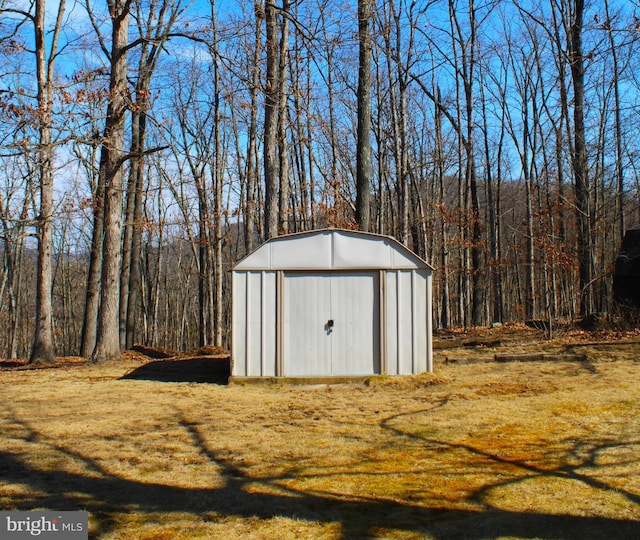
[231,229,434,380]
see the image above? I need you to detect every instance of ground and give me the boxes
[0,324,639,539]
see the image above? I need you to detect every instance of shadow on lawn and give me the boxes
[2,449,638,540]
[1,409,639,540]
[121,358,230,384]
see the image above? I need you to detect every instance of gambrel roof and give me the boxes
[233,229,433,272]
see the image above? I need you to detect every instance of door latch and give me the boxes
[325,319,334,334]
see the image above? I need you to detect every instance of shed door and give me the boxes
[283,272,380,376]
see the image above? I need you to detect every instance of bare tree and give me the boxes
[120,0,184,350]
[263,0,279,239]
[277,0,290,234]
[30,0,66,363]
[244,1,263,252]
[355,0,372,232]
[603,0,627,244]
[90,0,131,362]
[567,0,593,318]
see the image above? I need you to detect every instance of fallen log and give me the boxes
[434,338,501,350]
[463,338,501,348]
[129,344,175,359]
[494,353,588,363]
[443,356,487,364]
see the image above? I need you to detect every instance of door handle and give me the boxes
[325,319,334,333]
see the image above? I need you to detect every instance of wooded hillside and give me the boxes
[1,0,639,360]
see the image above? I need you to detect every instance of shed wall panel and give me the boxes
[234,229,433,271]
[231,272,247,376]
[383,270,429,375]
[426,273,433,372]
[262,272,278,376]
[413,269,429,373]
[390,248,421,269]
[384,271,399,375]
[246,272,264,376]
[232,271,277,377]
[397,270,414,375]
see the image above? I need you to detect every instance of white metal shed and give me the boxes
[231,229,433,379]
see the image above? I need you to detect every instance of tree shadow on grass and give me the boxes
[120,358,230,384]
[1,409,639,540]
[1,449,639,540]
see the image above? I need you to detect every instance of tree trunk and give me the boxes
[463,0,483,326]
[604,0,625,244]
[211,0,224,347]
[122,0,182,349]
[124,111,145,350]
[568,0,592,318]
[355,0,372,232]
[30,0,65,364]
[245,1,263,252]
[277,0,290,235]
[435,86,450,329]
[480,69,503,324]
[80,170,105,357]
[92,0,130,362]
[263,0,279,239]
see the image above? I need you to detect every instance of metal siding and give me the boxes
[379,270,387,374]
[246,272,263,376]
[231,272,247,377]
[390,245,421,269]
[398,270,414,375]
[271,233,332,269]
[283,274,332,376]
[240,271,277,376]
[381,269,433,375]
[333,234,392,268]
[411,271,418,374]
[262,272,278,376]
[234,242,271,270]
[283,272,379,376]
[384,271,399,375]
[414,270,428,373]
[234,229,432,271]
[330,273,380,375]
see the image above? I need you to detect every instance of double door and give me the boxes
[282,272,380,376]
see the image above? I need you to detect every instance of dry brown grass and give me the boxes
[1,328,639,539]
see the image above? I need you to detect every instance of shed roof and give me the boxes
[233,229,433,271]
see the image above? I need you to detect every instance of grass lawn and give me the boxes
[1,327,639,539]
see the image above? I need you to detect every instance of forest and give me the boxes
[1,0,639,362]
